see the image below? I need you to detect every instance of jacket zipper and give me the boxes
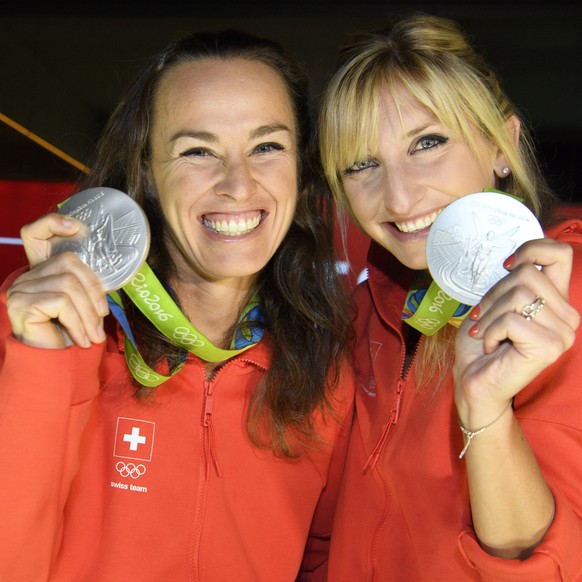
[368,333,423,580]
[202,379,221,479]
[189,356,267,580]
[200,356,266,480]
[190,370,223,579]
[363,378,404,472]
[363,333,423,472]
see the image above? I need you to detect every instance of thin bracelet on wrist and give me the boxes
[458,401,513,459]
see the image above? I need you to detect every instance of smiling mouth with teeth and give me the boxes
[202,212,263,236]
[394,209,443,233]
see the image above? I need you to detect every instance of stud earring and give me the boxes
[501,166,510,175]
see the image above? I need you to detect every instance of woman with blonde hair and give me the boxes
[320,13,582,580]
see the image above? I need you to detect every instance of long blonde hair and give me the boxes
[319,13,556,385]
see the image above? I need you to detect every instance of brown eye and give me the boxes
[254,143,284,154]
[180,147,210,158]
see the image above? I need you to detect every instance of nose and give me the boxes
[381,164,423,217]
[215,158,257,200]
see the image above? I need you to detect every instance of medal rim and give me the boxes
[426,191,544,305]
[53,187,150,292]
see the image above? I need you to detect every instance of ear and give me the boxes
[493,115,521,179]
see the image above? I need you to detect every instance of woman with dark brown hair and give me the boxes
[0,30,353,580]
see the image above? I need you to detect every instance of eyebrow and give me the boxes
[169,130,218,144]
[405,123,439,139]
[169,123,292,145]
[250,123,292,139]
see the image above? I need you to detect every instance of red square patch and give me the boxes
[113,417,155,462]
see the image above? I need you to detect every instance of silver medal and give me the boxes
[426,192,544,305]
[51,187,150,292]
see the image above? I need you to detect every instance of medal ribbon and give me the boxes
[401,189,524,336]
[108,262,264,387]
[402,279,471,336]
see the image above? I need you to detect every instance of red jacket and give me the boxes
[0,272,354,582]
[327,220,582,581]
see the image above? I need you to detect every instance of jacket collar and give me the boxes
[366,240,416,329]
[112,319,273,372]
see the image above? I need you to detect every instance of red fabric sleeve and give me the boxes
[0,274,104,581]
[456,221,582,581]
[458,488,582,581]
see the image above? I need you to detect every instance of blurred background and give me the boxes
[1,1,581,284]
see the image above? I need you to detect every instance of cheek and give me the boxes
[456,151,497,190]
[271,166,299,211]
[344,184,374,223]
[273,160,298,188]
[156,191,189,238]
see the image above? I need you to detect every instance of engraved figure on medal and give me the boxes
[51,187,150,292]
[426,192,544,306]
[429,212,520,305]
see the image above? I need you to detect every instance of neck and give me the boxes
[170,272,256,349]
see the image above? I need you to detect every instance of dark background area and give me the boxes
[1,1,581,202]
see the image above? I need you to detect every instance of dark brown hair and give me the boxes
[80,30,352,456]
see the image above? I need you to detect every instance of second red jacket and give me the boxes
[327,219,582,581]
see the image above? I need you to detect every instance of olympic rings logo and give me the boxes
[116,461,147,479]
[487,215,507,227]
[128,353,161,382]
[172,326,205,347]
[416,317,441,331]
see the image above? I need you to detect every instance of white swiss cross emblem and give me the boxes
[124,427,146,451]
[114,417,155,462]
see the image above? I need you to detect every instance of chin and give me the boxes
[212,257,269,280]
[382,241,428,271]
[397,254,428,271]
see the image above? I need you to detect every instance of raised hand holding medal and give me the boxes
[403,190,544,335]
[11,186,154,350]
[5,190,137,349]
[9,187,150,349]
[52,187,150,292]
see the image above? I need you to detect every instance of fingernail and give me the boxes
[96,326,106,342]
[468,323,479,337]
[98,299,110,317]
[503,253,515,270]
[61,217,75,227]
[469,305,480,320]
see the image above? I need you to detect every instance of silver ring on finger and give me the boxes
[520,296,546,320]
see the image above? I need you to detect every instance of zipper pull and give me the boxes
[363,379,405,473]
[392,379,404,424]
[363,416,394,473]
[203,380,222,478]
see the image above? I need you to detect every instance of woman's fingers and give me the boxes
[8,286,101,348]
[9,213,110,350]
[20,213,85,267]
[6,253,109,349]
[504,238,573,299]
[475,238,579,335]
[14,252,108,317]
[475,299,576,362]
[455,238,579,418]
[472,263,579,347]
